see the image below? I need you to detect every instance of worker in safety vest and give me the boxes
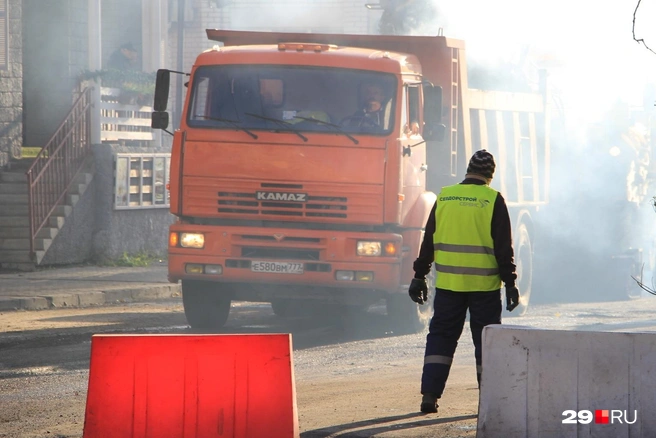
[408,149,520,414]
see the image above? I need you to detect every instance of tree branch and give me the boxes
[633,0,656,54]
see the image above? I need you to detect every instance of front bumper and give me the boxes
[168,223,403,293]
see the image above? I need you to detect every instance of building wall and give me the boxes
[91,144,175,263]
[40,178,97,266]
[22,0,89,148]
[68,0,89,79]
[40,144,174,265]
[0,0,23,168]
[101,0,143,69]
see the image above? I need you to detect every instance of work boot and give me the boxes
[420,393,438,414]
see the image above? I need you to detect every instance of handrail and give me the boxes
[26,86,93,260]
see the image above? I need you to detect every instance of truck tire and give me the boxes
[181,280,232,329]
[510,223,532,316]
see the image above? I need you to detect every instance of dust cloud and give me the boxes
[434,0,656,304]
[209,1,656,305]
[392,0,656,304]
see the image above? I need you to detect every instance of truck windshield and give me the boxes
[187,65,397,136]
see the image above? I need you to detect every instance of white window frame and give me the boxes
[114,153,171,209]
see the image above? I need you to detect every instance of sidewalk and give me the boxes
[0,263,180,312]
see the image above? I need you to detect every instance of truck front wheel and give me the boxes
[181,280,232,329]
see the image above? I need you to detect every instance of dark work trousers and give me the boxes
[421,288,502,397]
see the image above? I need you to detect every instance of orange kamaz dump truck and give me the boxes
[151,30,549,331]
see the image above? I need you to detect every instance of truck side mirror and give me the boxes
[423,84,446,142]
[153,69,171,111]
[151,111,169,130]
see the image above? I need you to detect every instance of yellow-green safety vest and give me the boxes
[433,184,502,292]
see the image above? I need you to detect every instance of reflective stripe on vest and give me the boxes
[433,184,502,292]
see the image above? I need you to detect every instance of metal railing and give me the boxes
[26,87,92,259]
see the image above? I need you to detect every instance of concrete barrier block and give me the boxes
[129,285,173,300]
[102,289,137,304]
[477,325,656,438]
[102,285,180,304]
[43,294,78,308]
[0,297,23,311]
[18,296,49,310]
[76,291,106,307]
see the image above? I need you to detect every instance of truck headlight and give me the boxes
[180,233,205,249]
[357,241,382,256]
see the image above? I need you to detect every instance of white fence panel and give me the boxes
[100,87,160,145]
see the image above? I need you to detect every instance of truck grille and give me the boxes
[218,192,348,218]
[241,246,320,260]
[241,235,321,243]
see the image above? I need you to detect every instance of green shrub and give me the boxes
[79,69,157,96]
[107,252,157,267]
[21,147,43,158]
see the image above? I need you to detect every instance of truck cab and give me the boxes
[154,29,549,330]
[155,31,444,332]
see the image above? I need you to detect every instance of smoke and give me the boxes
[207,1,656,304]
[221,1,355,34]
[412,0,656,301]
[209,0,656,127]
[405,0,656,302]
[437,0,656,120]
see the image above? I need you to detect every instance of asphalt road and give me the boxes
[2,296,656,437]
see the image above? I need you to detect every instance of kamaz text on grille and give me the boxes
[256,191,308,202]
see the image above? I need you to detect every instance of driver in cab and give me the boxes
[342,82,389,129]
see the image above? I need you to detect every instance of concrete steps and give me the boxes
[0,158,94,271]
[0,183,28,194]
[0,227,29,238]
[0,204,29,216]
[0,172,27,183]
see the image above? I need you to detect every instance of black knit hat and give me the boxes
[466,149,496,179]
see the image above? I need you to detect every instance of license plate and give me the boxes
[251,261,304,274]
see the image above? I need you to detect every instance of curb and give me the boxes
[0,284,181,312]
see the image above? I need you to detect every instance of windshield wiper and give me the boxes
[245,113,308,142]
[293,116,359,145]
[197,116,258,139]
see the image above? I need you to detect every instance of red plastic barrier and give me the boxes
[83,334,298,438]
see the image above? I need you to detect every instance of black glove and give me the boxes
[506,286,520,312]
[408,278,428,305]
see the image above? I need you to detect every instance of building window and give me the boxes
[0,0,7,71]
[115,153,171,209]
